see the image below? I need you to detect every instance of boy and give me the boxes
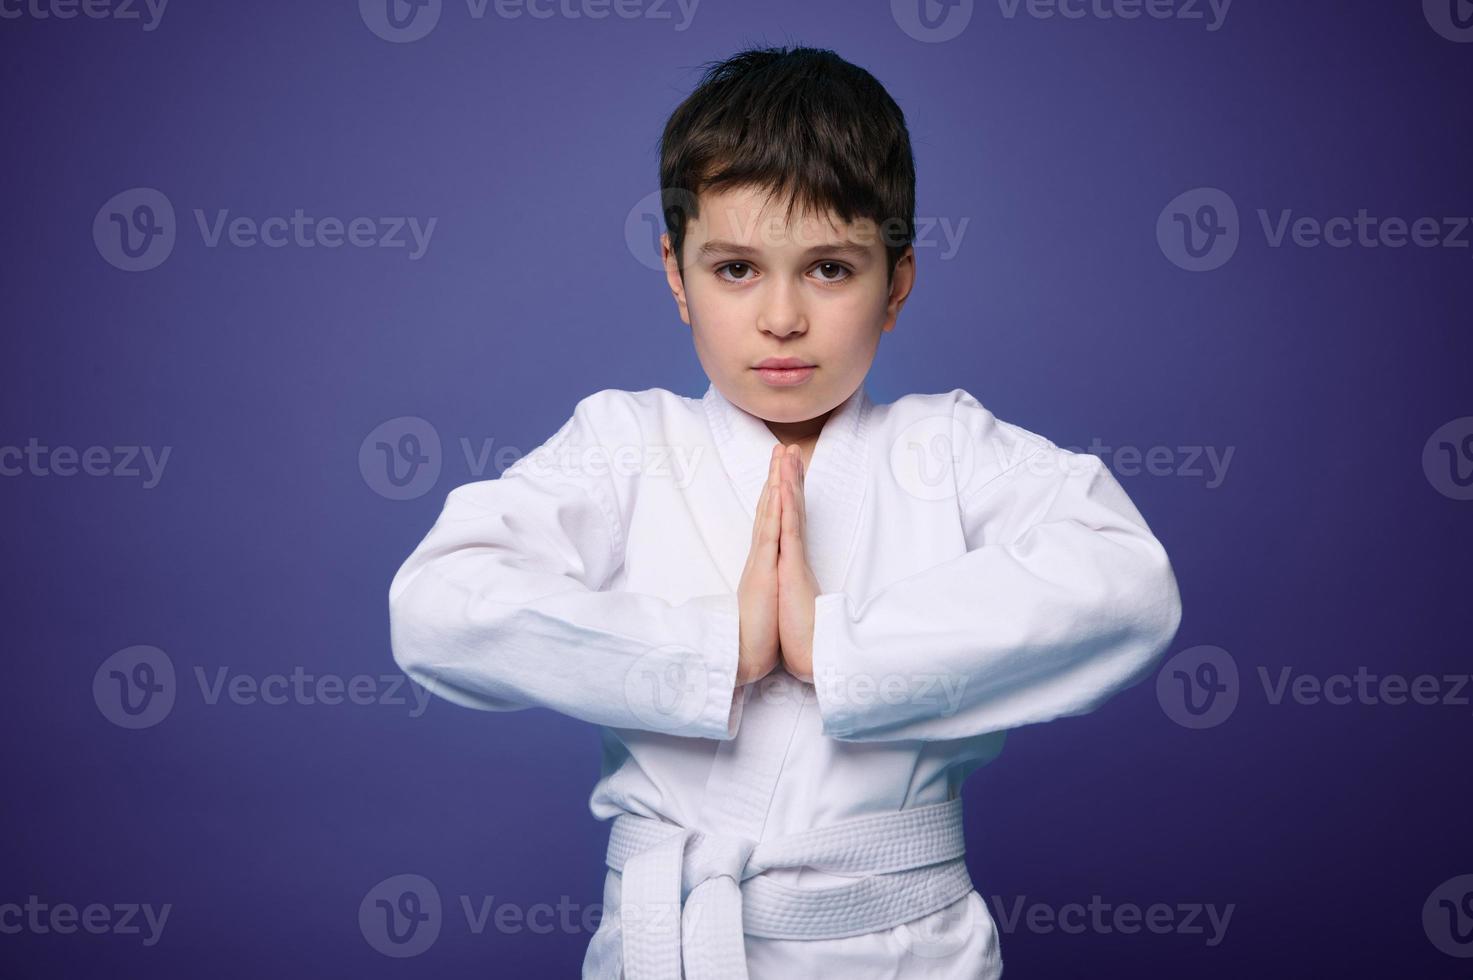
[389,45,1182,980]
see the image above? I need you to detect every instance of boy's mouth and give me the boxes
[753,358,817,387]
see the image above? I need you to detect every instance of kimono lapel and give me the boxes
[692,381,874,841]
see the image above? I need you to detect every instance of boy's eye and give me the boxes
[812,262,852,283]
[716,262,754,282]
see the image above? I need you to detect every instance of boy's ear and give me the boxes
[661,233,692,326]
[881,244,916,334]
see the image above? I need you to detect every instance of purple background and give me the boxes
[2,0,1470,975]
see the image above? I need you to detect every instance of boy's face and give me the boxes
[661,183,915,429]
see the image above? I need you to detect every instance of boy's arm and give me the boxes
[810,413,1183,743]
[388,393,744,740]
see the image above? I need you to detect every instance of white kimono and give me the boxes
[388,380,1183,979]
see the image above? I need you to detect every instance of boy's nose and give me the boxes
[757,280,807,337]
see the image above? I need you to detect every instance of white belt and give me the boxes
[604,797,973,980]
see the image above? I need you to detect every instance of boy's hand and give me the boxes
[777,444,820,683]
[735,445,784,686]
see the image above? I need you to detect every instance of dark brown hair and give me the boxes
[657,45,916,284]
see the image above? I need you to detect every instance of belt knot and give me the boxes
[681,832,757,898]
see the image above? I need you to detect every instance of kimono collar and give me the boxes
[702,380,872,593]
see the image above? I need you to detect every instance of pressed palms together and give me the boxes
[737,442,822,685]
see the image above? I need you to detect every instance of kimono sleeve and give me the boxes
[810,408,1183,742]
[388,392,744,740]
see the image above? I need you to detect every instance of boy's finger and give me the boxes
[757,452,783,557]
[751,469,771,543]
[780,476,799,550]
[783,452,804,536]
[794,456,806,537]
[754,453,777,518]
[753,446,782,529]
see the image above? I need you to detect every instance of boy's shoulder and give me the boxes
[882,385,1059,455]
[883,387,1093,495]
[561,386,699,435]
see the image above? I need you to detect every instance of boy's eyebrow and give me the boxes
[696,239,874,260]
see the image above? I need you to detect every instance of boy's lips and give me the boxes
[753,360,817,387]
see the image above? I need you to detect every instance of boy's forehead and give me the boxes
[688,184,878,250]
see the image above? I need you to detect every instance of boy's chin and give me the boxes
[735,382,845,425]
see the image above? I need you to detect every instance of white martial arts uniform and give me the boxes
[388,380,1183,979]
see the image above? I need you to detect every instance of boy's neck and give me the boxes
[765,409,832,461]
